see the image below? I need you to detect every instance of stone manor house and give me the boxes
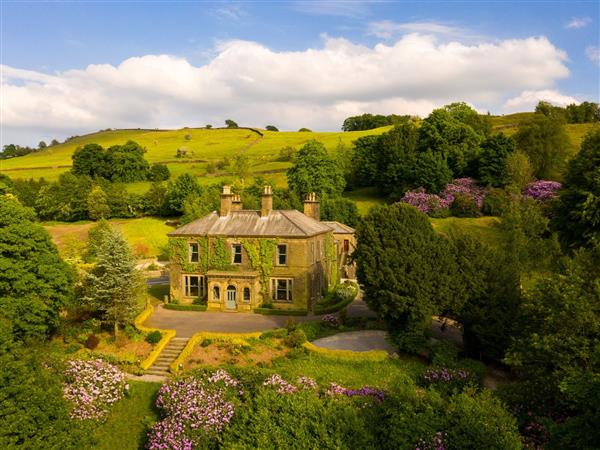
[167,186,355,312]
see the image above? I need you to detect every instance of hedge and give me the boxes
[254,307,308,316]
[164,303,208,311]
[314,282,359,315]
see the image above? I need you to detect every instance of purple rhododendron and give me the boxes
[63,359,128,421]
[523,180,561,201]
[400,178,485,214]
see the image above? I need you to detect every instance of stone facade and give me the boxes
[167,186,354,312]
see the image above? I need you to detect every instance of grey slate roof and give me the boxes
[168,210,334,238]
[321,221,355,234]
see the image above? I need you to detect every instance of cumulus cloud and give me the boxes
[1,34,571,145]
[565,17,591,29]
[503,89,580,111]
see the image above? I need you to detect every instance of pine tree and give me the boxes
[82,228,144,335]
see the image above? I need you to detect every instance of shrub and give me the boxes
[429,340,459,367]
[200,338,213,347]
[298,127,312,132]
[259,329,288,340]
[149,163,170,181]
[63,359,129,420]
[522,179,561,201]
[450,193,480,217]
[482,187,510,216]
[145,330,162,344]
[322,314,340,328]
[84,334,100,350]
[284,329,307,348]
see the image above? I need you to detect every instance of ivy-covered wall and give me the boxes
[168,236,232,272]
[241,238,276,301]
[324,234,338,290]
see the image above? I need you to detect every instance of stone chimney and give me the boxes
[220,185,233,217]
[231,194,242,211]
[303,192,320,221]
[260,185,273,217]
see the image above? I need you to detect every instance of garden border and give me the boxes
[170,331,263,374]
[253,307,308,316]
[134,302,177,370]
[164,304,208,311]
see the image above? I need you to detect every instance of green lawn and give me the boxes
[92,380,160,450]
[429,216,503,247]
[343,187,387,215]
[43,217,175,259]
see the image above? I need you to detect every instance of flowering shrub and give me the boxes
[326,382,385,402]
[523,180,561,201]
[420,367,473,395]
[296,376,318,390]
[400,178,485,216]
[263,374,297,394]
[147,370,242,449]
[63,359,129,421]
[415,431,446,450]
[322,314,340,328]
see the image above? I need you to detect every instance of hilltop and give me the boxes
[0,126,392,191]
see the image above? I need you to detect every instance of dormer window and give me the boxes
[232,244,242,264]
[277,244,287,266]
[189,243,199,263]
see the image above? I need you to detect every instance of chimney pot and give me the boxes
[303,192,320,221]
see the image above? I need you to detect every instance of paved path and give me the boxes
[144,304,319,337]
[311,330,397,354]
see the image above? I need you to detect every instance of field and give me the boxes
[43,217,175,259]
[0,126,391,186]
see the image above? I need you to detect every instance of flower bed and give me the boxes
[400,178,486,216]
[63,359,129,421]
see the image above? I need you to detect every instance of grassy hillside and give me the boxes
[0,126,392,186]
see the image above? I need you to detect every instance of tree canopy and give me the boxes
[287,140,346,199]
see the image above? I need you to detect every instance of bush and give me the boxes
[163,304,207,311]
[150,163,170,181]
[253,307,308,316]
[450,193,480,217]
[259,329,288,340]
[200,338,213,347]
[145,330,162,344]
[334,282,358,303]
[84,333,100,350]
[482,188,510,216]
[298,127,312,132]
[284,329,307,348]
[429,340,458,367]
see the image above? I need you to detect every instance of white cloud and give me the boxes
[565,17,591,29]
[367,20,464,39]
[586,46,600,64]
[503,89,580,111]
[1,34,571,145]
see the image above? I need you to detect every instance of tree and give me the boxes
[180,186,220,225]
[81,228,144,335]
[233,154,250,180]
[72,143,106,178]
[418,105,484,177]
[87,186,111,220]
[38,141,47,149]
[105,140,150,182]
[477,133,516,187]
[10,177,48,208]
[410,150,453,193]
[85,219,112,262]
[0,319,93,448]
[265,125,279,131]
[354,204,460,351]
[448,230,521,360]
[298,128,312,132]
[0,196,74,338]
[35,173,92,221]
[165,174,202,214]
[378,123,420,196]
[143,182,168,216]
[504,150,534,193]
[225,119,238,128]
[149,163,170,182]
[321,197,359,227]
[553,127,600,249]
[50,139,60,146]
[515,114,570,179]
[349,135,381,188]
[505,245,600,448]
[287,140,346,199]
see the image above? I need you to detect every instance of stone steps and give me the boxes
[145,336,190,377]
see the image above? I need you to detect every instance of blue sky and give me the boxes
[1,1,599,144]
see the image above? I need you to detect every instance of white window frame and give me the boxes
[183,274,204,298]
[189,243,199,263]
[232,244,243,265]
[276,243,288,266]
[271,278,293,303]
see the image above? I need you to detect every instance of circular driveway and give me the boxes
[310,330,397,354]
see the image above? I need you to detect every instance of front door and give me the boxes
[226,285,237,309]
